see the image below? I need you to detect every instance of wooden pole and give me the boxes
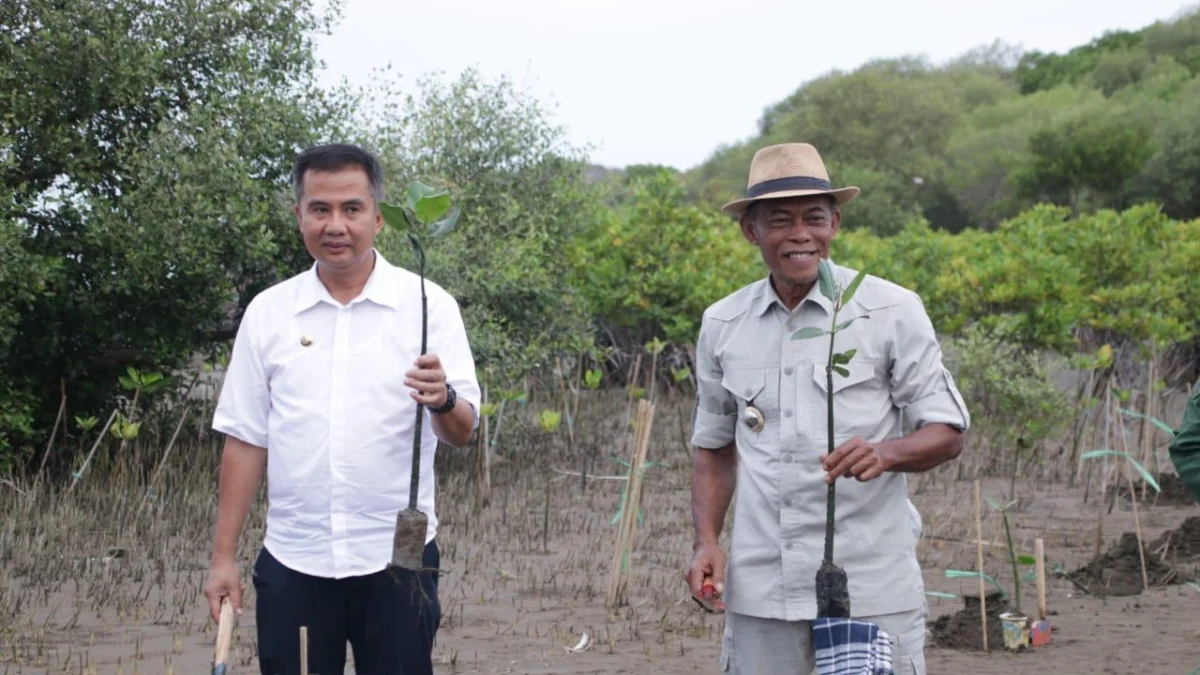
[477,384,490,504]
[300,625,309,675]
[213,598,234,674]
[1035,538,1047,622]
[974,480,988,652]
[1115,396,1150,591]
[606,400,655,608]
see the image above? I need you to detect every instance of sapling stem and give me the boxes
[408,236,428,513]
[824,302,839,564]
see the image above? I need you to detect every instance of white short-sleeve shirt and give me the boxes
[212,249,481,579]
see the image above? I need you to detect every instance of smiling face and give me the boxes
[293,165,383,276]
[739,195,840,308]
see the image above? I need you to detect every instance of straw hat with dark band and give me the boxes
[721,143,859,216]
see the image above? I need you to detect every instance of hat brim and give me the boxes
[721,186,860,217]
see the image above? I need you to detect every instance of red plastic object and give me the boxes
[1031,618,1052,647]
[694,581,726,613]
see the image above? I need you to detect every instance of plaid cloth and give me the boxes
[812,617,894,675]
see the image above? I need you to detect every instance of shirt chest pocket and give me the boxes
[720,366,779,433]
[809,357,890,441]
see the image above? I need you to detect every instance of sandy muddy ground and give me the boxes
[2,394,1198,675]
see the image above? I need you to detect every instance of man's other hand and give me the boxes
[685,543,727,600]
[822,435,887,483]
[204,557,244,623]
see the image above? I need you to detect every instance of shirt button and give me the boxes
[785,542,794,551]
[784,367,793,376]
[784,410,793,418]
[786,322,795,332]
[783,499,792,507]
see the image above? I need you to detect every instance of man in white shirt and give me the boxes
[202,143,481,675]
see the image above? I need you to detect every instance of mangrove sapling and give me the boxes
[380,180,461,572]
[986,496,1027,616]
[538,409,563,554]
[789,258,873,619]
[1081,447,1161,591]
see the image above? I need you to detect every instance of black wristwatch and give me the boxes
[429,383,457,415]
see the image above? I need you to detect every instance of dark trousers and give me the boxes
[252,540,441,675]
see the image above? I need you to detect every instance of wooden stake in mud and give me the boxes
[1035,537,1047,619]
[974,479,988,652]
[299,625,309,675]
[1032,537,1052,647]
[476,383,491,505]
[605,399,655,608]
[1114,399,1150,591]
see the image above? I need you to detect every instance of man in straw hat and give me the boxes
[685,143,970,674]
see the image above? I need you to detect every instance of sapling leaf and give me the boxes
[925,591,958,599]
[831,349,857,366]
[944,570,1007,598]
[1118,408,1176,436]
[833,365,849,378]
[836,315,870,331]
[985,496,1002,511]
[1017,555,1037,566]
[405,181,439,210]
[791,326,827,340]
[841,269,868,305]
[379,202,410,232]
[415,192,452,224]
[817,258,836,303]
[430,206,461,237]
[1081,449,1161,492]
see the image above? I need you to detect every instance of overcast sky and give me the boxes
[313,0,1196,171]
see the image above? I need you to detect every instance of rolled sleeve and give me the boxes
[431,289,482,430]
[889,293,970,432]
[212,300,270,449]
[690,312,737,449]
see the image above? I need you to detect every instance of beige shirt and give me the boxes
[691,259,970,621]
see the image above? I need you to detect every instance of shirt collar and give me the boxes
[294,248,404,314]
[749,259,838,318]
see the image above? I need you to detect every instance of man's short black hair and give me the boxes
[291,143,385,206]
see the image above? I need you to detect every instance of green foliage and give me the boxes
[352,68,598,387]
[685,8,1200,232]
[568,168,759,345]
[1081,449,1162,492]
[831,204,1200,355]
[944,322,1073,466]
[0,0,345,468]
[1014,97,1155,209]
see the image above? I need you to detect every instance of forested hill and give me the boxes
[681,7,1200,236]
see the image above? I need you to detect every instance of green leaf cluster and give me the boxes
[684,9,1200,231]
[0,0,348,468]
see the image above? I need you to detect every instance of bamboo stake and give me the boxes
[300,625,309,675]
[1114,398,1150,591]
[974,479,988,652]
[1140,348,1156,501]
[606,399,655,608]
[477,384,490,503]
[1035,538,1047,622]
